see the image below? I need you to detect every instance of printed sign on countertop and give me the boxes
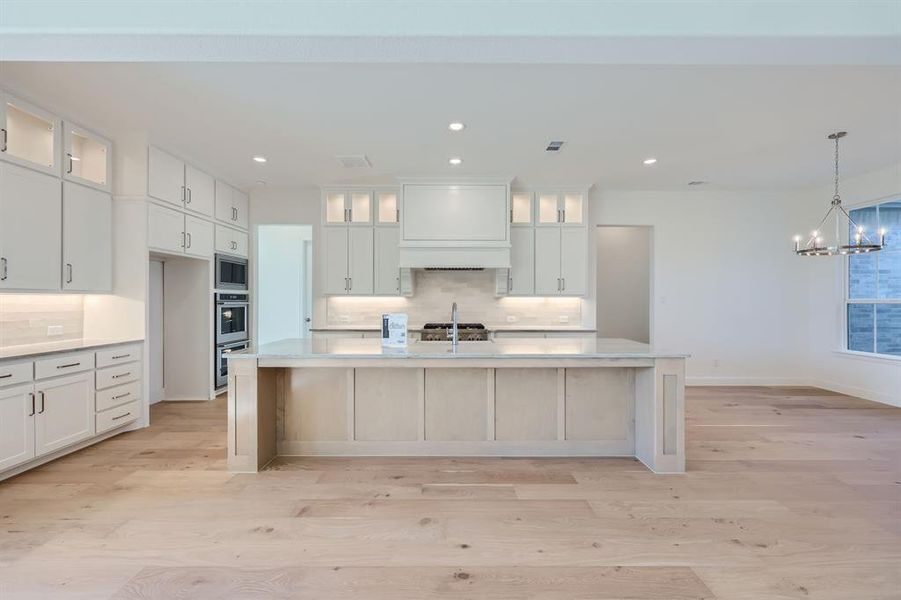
[381,313,408,347]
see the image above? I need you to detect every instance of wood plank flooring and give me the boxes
[1,386,899,599]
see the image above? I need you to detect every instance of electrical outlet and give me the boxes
[506,315,518,323]
[558,315,569,324]
[338,315,350,324]
[47,325,64,337]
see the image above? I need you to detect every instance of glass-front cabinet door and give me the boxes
[536,191,585,226]
[376,191,399,224]
[0,92,61,176]
[63,124,111,191]
[324,190,372,225]
[511,192,533,225]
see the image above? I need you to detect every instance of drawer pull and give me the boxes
[57,362,81,369]
[112,354,130,360]
[112,411,131,421]
[112,372,132,379]
[112,392,131,401]
[0,373,11,379]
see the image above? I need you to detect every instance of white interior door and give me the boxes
[0,384,35,472]
[348,227,374,294]
[149,259,165,404]
[34,372,94,457]
[63,181,112,292]
[0,161,61,290]
[509,227,534,295]
[533,227,561,295]
[257,225,313,344]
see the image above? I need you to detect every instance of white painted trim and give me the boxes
[686,377,812,387]
[278,439,634,457]
[831,349,901,364]
[811,379,901,408]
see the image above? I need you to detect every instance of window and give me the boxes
[847,200,901,356]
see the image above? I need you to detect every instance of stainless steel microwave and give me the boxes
[215,254,248,291]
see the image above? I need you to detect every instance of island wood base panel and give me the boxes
[228,360,685,473]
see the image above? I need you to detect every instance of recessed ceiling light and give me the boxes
[448,157,463,166]
[643,158,657,165]
[448,122,465,132]
[252,155,267,163]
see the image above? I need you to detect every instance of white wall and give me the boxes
[589,188,813,385]
[804,163,901,406]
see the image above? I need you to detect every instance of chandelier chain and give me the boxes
[833,134,840,202]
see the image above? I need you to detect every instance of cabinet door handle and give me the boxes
[38,391,45,414]
[112,354,130,360]
[0,128,7,152]
[66,263,73,284]
[28,392,35,417]
[0,257,7,281]
[186,187,192,204]
[112,392,131,401]
[66,153,74,174]
[509,276,513,291]
[0,373,11,379]
[186,232,192,248]
[112,371,132,379]
[112,411,132,421]
[396,276,400,292]
[56,362,81,370]
[181,232,186,248]
[181,186,186,202]
[348,277,352,291]
[396,208,400,223]
[561,278,565,291]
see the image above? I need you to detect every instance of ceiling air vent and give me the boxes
[336,155,372,168]
[545,141,565,152]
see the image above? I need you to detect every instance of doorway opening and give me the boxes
[596,225,653,344]
[256,225,313,345]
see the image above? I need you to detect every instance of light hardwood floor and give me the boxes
[1,387,899,599]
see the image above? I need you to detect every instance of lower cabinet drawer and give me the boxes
[96,364,140,390]
[96,380,142,412]
[34,351,95,380]
[96,343,143,369]
[0,361,33,388]
[96,399,140,434]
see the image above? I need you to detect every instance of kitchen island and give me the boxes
[227,337,687,474]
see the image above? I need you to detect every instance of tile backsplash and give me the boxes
[326,270,582,328]
[0,295,85,348]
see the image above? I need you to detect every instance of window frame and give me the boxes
[843,197,901,360]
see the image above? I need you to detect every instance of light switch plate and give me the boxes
[47,325,64,337]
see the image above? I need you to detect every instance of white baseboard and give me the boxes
[685,376,901,408]
[686,377,812,387]
[810,379,901,408]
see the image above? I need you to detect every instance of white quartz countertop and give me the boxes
[310,326,597,332]
[0,338,143,360]
[232,337,687,360]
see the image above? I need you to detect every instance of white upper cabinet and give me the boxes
[508,227,535,295]
[63,123,111,192]
[323,226,349,295]
[560,228,588,295]
[0,162,62,291]
[148,202,212,258]
[0,92,61,176]
[376,191,399,225]
[63,182,112,292]
[348,227,374,294]
[215,180,249,229]
[534,227,562,295]
[374,227,400,295]
[215,224,248,258]
[324,190,372,226]
[511,192,534,225]
[148,146,185,207]
[184,215,214,259]
[537,191,585,226]
[184,164,215,217]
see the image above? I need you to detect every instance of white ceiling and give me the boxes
[2,62,898,191]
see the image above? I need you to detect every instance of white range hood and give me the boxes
[398,180,512,269]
